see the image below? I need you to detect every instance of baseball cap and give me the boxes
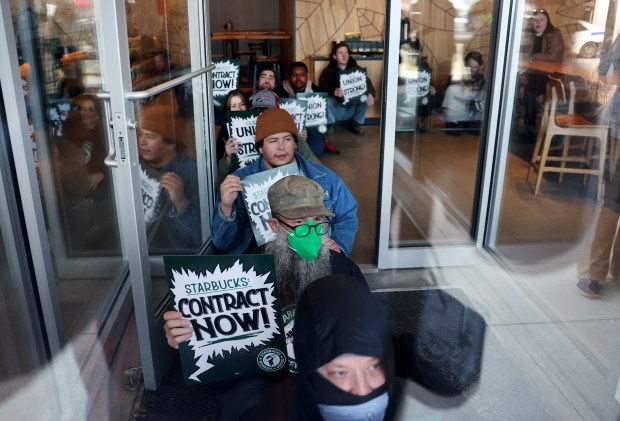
[268,175,334,219]
[251,90,280,109]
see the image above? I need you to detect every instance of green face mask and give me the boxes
[287,220,322,261]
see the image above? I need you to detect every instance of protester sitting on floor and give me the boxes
[319,41,376,135]
[138,105,201,252]
[239,274,402,420]
[163,176,366,348]
[253,63,288,98]
[215,89,320,185]
[212,108,359,256]
[281,61,339,155]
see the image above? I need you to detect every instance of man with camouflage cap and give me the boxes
[165,175,365,346]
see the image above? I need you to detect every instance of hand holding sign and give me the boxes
[164,310,193,349]
[220,174,242,217]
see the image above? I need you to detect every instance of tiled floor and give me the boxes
[322,123,620,419]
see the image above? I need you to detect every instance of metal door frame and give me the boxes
[376,0,521,269]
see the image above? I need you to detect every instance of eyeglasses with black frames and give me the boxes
[276,218,332,238]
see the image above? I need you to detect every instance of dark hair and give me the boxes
[331,41,351,56]
[151,48,170,61]
[72,94,102,116]
[290,61,308,74]
[464,51,483,66]
[224,89,249,110]
[533,9,556,33]
[256,63,277,82]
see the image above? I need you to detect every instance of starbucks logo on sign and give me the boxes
[257,348,286,372]
[360,94,368,102]
[318,124,327,134]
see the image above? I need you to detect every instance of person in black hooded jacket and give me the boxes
[241,274,402,420]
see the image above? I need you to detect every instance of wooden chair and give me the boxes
[530,80,610,200]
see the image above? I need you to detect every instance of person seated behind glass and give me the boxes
[319,41,376,135]
[442,51,485,135]
[215,90,321,185]
[281,61,339,156]
[517,9,564,139]
[54,94,116,249]
[212,108,358,255]
[138,105,201,252]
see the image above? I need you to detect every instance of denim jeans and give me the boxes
[326,96,368,125]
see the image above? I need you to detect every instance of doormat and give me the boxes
[135,355,238,420]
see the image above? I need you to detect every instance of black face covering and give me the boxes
[309,371,387,405]
[293,275,396,420]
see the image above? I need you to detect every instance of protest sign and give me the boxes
[212,58,240,106]
[226,109,262,170]
[339,67,368,105]
[240,163,299,246]
[296,92,328,134]
[279,98,307,133]
[404,68,432,105]
[164,254,287,384]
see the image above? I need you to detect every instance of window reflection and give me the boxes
[497,2,620,254]
[391,0,491,247]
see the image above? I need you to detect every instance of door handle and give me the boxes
[125,64,215,101]
[95,63,215,167]
[95,91,118,168]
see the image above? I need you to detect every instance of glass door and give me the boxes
[377,0,500,268]
[95,0,214,389]
[0,0,215,394]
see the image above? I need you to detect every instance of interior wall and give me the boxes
[207,0,281,57]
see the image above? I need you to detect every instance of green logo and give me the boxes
[257,348,286,372]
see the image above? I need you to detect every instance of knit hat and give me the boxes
[268,175,334,219]
[251,90,280,109]
[255,108,299,143]
[138,105,178,143]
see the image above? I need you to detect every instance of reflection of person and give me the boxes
[517,9,565,139]
[442,51,485,135]
[212,108,359,256]
[281,61,339,156]
[138,105,201,252]
[525,9,564,62]
[576,34,620,299]
[398,37,436,133]
[54,94,115,248]
[240,274,400,420]
[137,49,190,117]
[319,41,376,135]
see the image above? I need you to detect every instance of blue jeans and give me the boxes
[326,97,368,125]
[306,133,325,158]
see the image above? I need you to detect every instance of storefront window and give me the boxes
[496,1,619,264]
[389,0,493,248]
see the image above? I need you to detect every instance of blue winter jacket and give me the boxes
[211,153,358,255]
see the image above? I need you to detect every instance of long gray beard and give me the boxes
[264,232,332,306]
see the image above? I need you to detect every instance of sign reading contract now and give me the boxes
[165,254,288,384]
